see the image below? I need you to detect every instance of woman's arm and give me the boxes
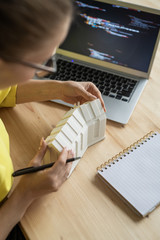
[16,80,62,104]
[0,140,72,240]
[0,185,32,240]
[16,80,106,111]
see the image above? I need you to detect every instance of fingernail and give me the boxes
[92,95,97,99]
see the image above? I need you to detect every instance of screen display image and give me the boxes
[60,0,160,72]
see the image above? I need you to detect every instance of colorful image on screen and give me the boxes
[60,0,160,72]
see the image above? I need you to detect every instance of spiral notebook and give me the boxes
[97,131,160,217]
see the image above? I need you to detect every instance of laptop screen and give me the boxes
[59,0,160,73]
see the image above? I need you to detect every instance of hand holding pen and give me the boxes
[15,139,77,200]
[12,157,80,177]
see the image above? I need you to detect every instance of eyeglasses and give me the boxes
[1,55,57,78]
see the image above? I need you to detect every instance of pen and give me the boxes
[12,157,81,177]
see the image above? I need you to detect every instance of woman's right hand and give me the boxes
[15,139,73,203]
[0,140,73,240]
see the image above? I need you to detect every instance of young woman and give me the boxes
[0,1,105,239]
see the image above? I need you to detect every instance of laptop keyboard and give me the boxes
[49,59,137,102]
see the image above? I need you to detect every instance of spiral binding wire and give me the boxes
[97,131,156,172]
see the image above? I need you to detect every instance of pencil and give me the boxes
[12,157,81,177]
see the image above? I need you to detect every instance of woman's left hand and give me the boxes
[17,79,106,112]
[59,81,106,112]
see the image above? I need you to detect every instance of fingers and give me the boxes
[50,148,73,176]
[67,149,74,159]
[78,85,97,102]
[61,81,106,112]
[57,147,68,167]
[80,82,106,112]
[90,83,106,112]
[30,138,48,167]
[22,147,74,197]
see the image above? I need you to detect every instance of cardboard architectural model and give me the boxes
[45,99,106,175]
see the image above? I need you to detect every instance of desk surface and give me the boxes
[1,0,160,239]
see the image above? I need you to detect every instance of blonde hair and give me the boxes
[0,0,73,58]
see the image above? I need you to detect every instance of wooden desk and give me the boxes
[0,0,160,239]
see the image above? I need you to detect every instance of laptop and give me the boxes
[49,0,160,124]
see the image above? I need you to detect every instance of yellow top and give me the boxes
[0,86,17,202]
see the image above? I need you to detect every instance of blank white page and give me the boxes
[98,132,160,217]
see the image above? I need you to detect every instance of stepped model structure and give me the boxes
[45,99,106,175]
